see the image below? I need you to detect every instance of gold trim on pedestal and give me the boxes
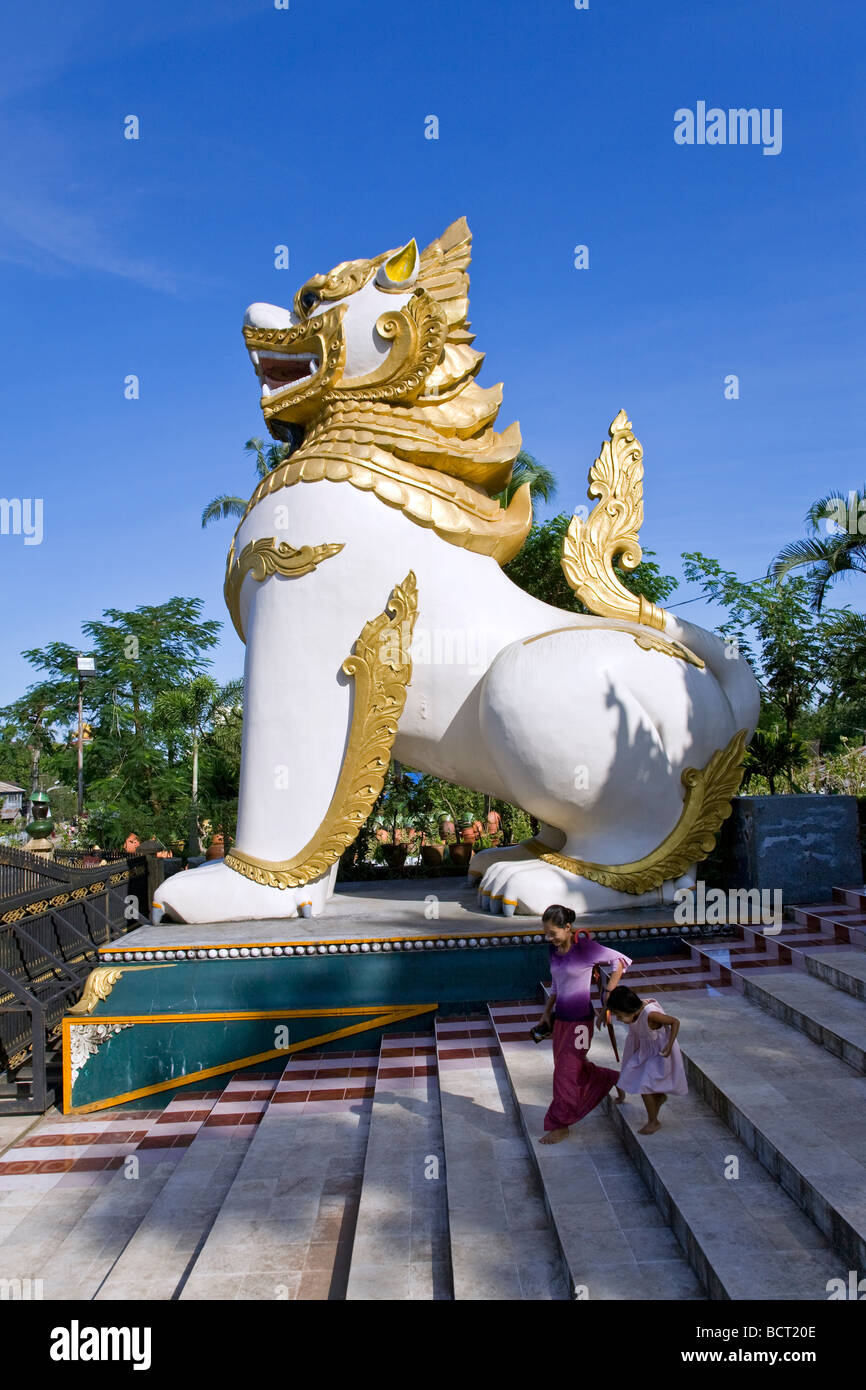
[68,964,174,1015]
[525,729,748,894]
[562,410,667,631]
[225,571,419,890]
[224,538,345,642]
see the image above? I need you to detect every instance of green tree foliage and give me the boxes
[742,725,809,796]
[495,449,557,509]
[505,513,678,613]
[0,681,67,816]
[201,437,292,528]
[0,599,240,851]
[681,554,832,738]
[153,675,244,854]
[771,487,866,610]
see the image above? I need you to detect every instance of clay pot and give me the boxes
[381,843,409,871]
[448,842,474,869]
[438,815,455,840]
[420,843,446,868]
[206,834,226,860]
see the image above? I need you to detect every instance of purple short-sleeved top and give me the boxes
[549,934,632,1022]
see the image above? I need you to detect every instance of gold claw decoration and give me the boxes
[225,572,419,890]
[562,410,666,631]
[68,964,174,1015]
[526,729,748,894]
[224,538,345,642]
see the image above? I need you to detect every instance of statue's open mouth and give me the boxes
[253,351,320,395]
[242,304,346,430]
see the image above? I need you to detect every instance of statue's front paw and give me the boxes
[477,858,667,917]
[152,860,332,925]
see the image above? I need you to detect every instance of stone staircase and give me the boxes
[1,886,863,1301]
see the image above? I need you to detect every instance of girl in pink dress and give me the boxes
[606,984,687,1134]
[537,905,632,1144]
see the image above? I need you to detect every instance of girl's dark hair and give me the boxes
[606,985,643,1013]
[542,904,576,928]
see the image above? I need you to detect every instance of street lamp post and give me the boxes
[76,655,96,818]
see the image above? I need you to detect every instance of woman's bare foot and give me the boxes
[539,1127,569,1144]
[613,1087,626,1104]
[638,1119,661,1134]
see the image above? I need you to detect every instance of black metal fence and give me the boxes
[0,851,151,1113]
[52,848,130,867]
[0,845,77,899]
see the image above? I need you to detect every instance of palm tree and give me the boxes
[742,724,809,796]
[152,676,244,854]
[771,487,866,610]
[201,438,293,528]
[0,682,67,821]
[496,449,557,508]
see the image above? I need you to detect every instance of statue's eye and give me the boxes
[300,290,319,314]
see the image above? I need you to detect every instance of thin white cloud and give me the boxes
[0,1,260,103]
[0,0,258,293]
[0,187,191,294]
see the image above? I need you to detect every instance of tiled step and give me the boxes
[833,886,866,911]
[179,1049,376,1300]
[0,1091,219,1300]
[345,1033,451,1301]
[617,953,720,993]
[793,903,866,950]
[686,939,866,1072]
[796,947,866,1001]
[733,921,866,1003]
[434,1014,570,1300]
[588,1028,847,1300]
[659,984,866,1272]
[95,1073,277,1300]
[488,1004,705,1301]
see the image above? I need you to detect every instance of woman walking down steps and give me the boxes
[536,904,631,1144]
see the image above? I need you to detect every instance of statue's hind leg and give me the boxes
[473,628,730,916]
[468,820,566,906]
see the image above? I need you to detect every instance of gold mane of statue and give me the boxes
[236,218,532,567]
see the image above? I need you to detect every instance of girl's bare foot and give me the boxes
[539,1127,569,1144]
[638,1119,661,1134]
[613,1087,626,1104]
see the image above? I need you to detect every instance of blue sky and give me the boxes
[0,0,864,705]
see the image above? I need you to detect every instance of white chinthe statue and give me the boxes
[153,219,759,925]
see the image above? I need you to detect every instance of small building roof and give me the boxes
[0,782,25,794]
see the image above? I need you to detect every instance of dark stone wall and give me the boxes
[710,795,862,905]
